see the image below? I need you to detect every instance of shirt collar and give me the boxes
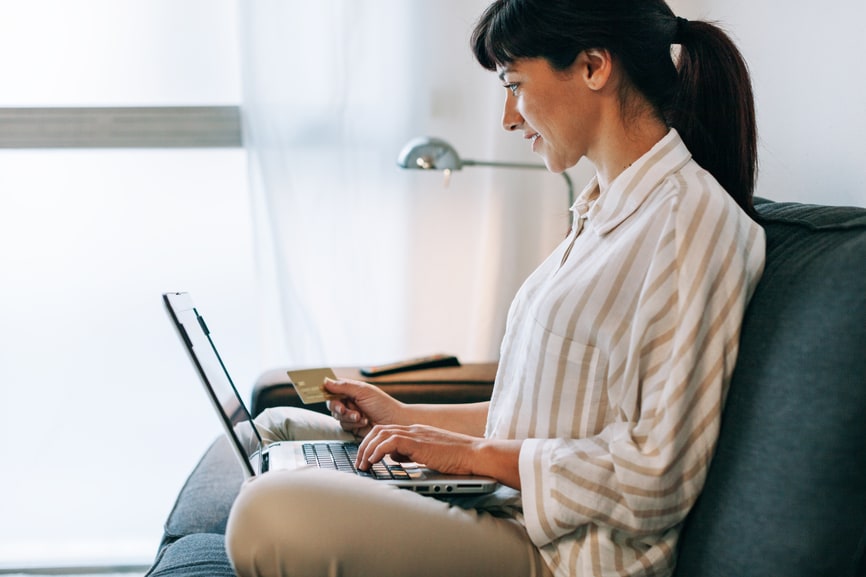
[571,129,692,236]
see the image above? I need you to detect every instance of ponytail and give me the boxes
[471,0,759,218]
[670,19,758,218]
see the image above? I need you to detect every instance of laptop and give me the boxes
[163,291,498,495]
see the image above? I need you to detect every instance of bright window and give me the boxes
[0,149,256,569]
[0,0,251,570]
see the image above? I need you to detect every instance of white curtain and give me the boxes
[239,0,580,370]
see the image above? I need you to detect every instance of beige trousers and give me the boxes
[226,407,552,577]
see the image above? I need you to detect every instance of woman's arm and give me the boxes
[324,379,524,487]
[324,378,489,437]
[400,401,489,436]
[355,425,525,489]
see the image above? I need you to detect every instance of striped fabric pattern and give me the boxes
[486,130,766,576]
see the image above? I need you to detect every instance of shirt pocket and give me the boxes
[536,329,611,439]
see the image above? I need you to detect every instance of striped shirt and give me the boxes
[485,130,765,576]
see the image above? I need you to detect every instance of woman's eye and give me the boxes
[505,83,518,96]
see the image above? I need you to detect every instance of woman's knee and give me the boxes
[226,471,302,576]
[253,406,350,443]
[225,468,361,576]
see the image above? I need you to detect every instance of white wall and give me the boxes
[673,0,866,207]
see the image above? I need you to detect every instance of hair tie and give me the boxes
[674,16,689,44]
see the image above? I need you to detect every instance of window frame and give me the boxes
[0,106,242,148]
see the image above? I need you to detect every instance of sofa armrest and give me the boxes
[251,362,498,417]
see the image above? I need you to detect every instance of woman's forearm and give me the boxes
[475,438,523,490]
[399,401,490,436]
[399,402,525,488]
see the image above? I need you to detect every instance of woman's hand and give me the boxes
[354,424,523,489]
[325,380,522,487]
[356,424,481,476]
[323,378,404,438]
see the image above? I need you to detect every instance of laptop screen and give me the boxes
[163,292,263,476]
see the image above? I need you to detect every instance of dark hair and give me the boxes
[471,0,758,218]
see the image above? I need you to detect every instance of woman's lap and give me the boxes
[226,467,547,577]
[226,407,548,577]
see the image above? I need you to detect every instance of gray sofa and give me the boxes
[145,199,866,577]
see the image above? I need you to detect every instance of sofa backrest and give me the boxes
[674,200,866,576]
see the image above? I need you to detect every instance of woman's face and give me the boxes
[497,56,602,173]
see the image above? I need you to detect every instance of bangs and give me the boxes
[471,0,534,71]
[471,0,582,72]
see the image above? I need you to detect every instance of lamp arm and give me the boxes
[463,159,575,209]
[561,171,575,208]
[461,159,546,170]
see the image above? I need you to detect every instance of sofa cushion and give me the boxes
[146,533,235,577]
[161,436,244,542]
[675,200,866,577]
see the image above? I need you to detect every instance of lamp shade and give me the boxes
[396,137,463,171]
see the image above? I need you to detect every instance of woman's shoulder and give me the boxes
[658,159,750,224]
[642,159,763,267]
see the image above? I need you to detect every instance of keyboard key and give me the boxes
[302,442,415,480]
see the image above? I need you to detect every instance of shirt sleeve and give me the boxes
[518,184,765,548]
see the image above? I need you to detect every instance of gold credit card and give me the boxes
[287,368,339,404]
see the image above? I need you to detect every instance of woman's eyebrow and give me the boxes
[497,66,514,82]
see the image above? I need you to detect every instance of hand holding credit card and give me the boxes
[287,368,340,404]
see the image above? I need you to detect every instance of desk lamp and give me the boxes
[396,136,574,208]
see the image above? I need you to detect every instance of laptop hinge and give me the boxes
[260,448,270,474]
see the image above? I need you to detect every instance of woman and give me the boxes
[226,1,766,575]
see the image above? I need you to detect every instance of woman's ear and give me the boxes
[578,48,613,91]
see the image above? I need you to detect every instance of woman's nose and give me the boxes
[501,95,523,132]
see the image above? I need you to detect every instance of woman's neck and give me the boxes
[590,109,669,193]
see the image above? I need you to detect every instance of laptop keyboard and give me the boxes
[302,442,415,481]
